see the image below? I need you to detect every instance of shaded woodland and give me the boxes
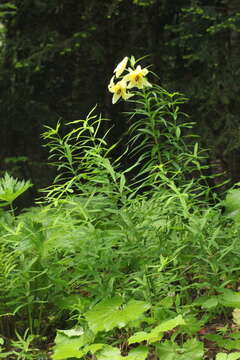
[2,2,240,359]
[0,0,240,198]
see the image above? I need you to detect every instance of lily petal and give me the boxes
[114,56,128,78]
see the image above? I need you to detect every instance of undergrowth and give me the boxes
[0,56,240,359]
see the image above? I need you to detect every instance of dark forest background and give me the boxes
[0,0,240,206]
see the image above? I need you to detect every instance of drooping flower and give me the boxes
[114,56,128,78]
[124,65,152,89]
[108,77,133,104]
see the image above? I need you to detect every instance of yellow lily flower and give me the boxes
[124,65,152,89]
[108,77,133,104]
[114,56,128,78]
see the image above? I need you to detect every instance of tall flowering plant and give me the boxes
[107,55,211,199]
[42,55,211,203]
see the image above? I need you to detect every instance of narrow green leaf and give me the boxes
[119,174,126,193]
[193,142,198,157]
[175,127,181,138]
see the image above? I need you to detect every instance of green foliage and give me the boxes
[1,0,240,189]
[128,315,185,344]
[85,297,150,333]
[0,330,43,359]
[1,0,240,192]
[157,338,204,360]
[52,330,92,360]
[216,353,240,360]
[132,0,156,6]
[126,85,209,194]
[194,288,240,310]
[0,2,16,18]
[52,298,184,360]
[1,64,240,360]
[0,172,32,207]
[164,2,240,182]
[40,106,125,203]
[223,187,240,221]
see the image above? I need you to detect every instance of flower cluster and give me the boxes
[108,56,152,104]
